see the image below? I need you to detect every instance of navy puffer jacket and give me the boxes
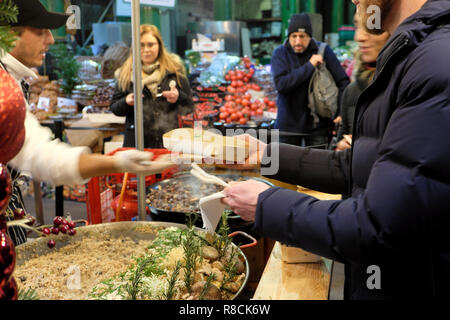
[255,0,450,299]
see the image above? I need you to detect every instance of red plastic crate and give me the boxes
[85,148,177,225]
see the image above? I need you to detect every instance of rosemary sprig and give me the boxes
[182,227,200,293]
[125,258,151,300]
[199,272,216,300]
[214,211,233,259]
[18,288,39,300]
[165,261,181,300]
[221,246,239,290]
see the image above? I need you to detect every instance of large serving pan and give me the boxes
[146,173,273,232]
[15,221,250,300]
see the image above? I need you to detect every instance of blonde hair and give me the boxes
[116,24,186,91]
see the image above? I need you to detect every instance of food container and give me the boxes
[15,221,250,300]
[280,243,321,263]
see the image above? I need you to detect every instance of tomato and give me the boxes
[219,112,229,120]
[244,93,252,100]
[236,111,243,119]
[219,106,227,113]
[231,113,239,121]
[224,95,233,102]
[224,75,231,81]
[250,103,258,111]
[231,81,238,88]
[256,108,263,116]
[241,99,250,107]
[237,80,244,87]
[268,101,276,108]
[235,98,242,105]
[239,117,247,125]
[264,97,270,104]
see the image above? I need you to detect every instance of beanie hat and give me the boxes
[288,13,312,37]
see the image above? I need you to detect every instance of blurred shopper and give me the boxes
[222,0,450,299]
[1,0,174,244]
[335,16,390,151]
[271,13,349,147]
[110,25,194,148]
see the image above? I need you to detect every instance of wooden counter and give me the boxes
[253,189,341,300]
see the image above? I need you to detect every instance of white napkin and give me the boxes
[199,191,226,234]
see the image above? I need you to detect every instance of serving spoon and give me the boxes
[190,163,229,188]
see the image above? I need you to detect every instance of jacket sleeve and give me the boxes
[271,46,315,95]
[109,84,133,117]
[254,47,450,265]
[8,111,91,186]
[262,143,351,195]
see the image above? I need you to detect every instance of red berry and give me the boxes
[51,227,59,235]
[25,216,35,226]
[53,216,63,226]
[62,219,68,226]
[60,225,69,234]
[68,221,76,229]
[42,227,51,235]
[13,208,25,219]
[68,229,76,236]
[47,240,56,248]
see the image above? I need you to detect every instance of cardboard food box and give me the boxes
[163,128,249,163]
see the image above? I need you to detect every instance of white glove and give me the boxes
[113,150,175,175]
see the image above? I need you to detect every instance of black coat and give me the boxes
[256,0,450,299]
[110,72,194,148]
[336,65,373,142]
[271,39,350,133]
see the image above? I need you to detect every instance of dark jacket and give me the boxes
[256,0,450,299]
[110,72,194,148]
[271,39,349,133]
[336,63,374,142]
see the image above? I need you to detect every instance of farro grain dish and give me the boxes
[14,222,247,300]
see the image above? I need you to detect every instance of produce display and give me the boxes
[15,221,247,300]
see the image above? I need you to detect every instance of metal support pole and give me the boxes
[131,0,147,221]
[54,119,64,217]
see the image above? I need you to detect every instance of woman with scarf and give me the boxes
[335,17,390,151]
[110,25,194,148]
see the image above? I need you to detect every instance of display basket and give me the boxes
[85,148,178,225]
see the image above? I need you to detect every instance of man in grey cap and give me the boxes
[1,0,174,245]
[271,13,349,147]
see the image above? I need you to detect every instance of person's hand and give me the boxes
[214,134,267,170]
[162,85,179,104]
[333,116,342,124]
[125,93,135,106]
[309,54,324,67]
[221,180,271,221]
[335,135,352,151]
[113,150,175,175]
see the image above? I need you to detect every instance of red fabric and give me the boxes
[0,69,26,164]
